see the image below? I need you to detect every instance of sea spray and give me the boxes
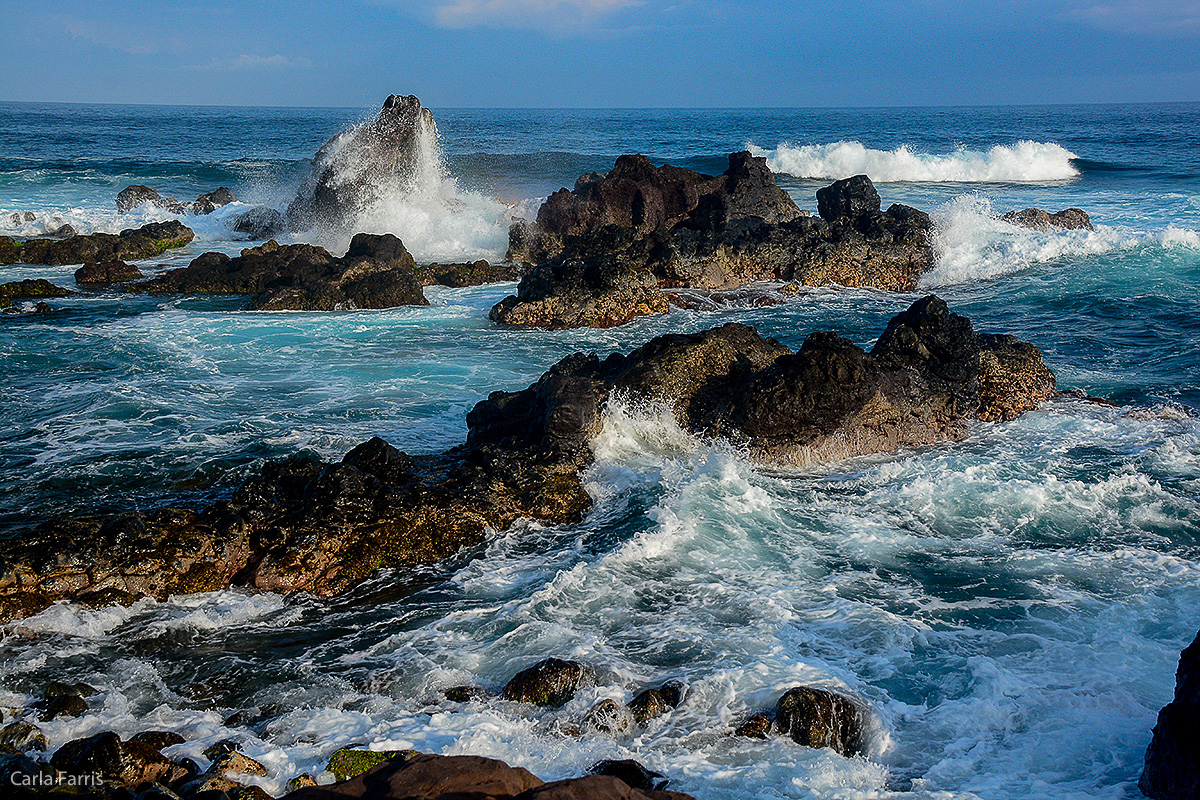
[750,140,1080,183]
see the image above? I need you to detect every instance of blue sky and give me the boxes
[1,0,1198,107]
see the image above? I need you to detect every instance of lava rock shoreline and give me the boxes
[0,295,1054,622]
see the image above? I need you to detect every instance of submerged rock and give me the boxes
[0,221,194,266]
[117,184,237,215]
[0,296,1054,619]
[493,155,933,328]
[1001,207,1093,231]
[136,233,428,311]
[288,94,439,233]
[1140,631,1200,799]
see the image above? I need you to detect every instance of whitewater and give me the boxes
[1,101,1199,800]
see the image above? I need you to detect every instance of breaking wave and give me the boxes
[749,140,1080,183]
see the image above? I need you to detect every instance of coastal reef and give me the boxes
[0,221,194,266]
[492,155,933,329]
[133,233,519,310]
[136,233,429,311]
[0,295,1054,621]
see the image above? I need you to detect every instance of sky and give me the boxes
[1,0,1198,108]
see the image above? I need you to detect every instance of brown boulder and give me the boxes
[75,259,145,285]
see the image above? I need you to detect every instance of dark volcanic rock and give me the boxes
[229,206,287,240]
[502,658,592,706]
[0,296,1053,620]
[1,279,73,309]
[1001,207,1093,231]
[289,94,439,233]
[137,233,428,311]
[0,720,47,751]
[75,259,145,285]
[493,155,933,328]
[774,686,868,757]
[117,185,237,215]
[1141,631,1200,799]
[10,221,194,266]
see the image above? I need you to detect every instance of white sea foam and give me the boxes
[297,111,512,262]
[921,194,1145,286]
[749,140,1081,183]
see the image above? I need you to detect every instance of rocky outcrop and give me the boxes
[1001,207,1093,231]
[117,184,236,215]
[283,753,694,800]
[0,279,74,309]
[288,95,439,233]
[1140,631,1200,799]
[493,154,933,329]
[137,233,429,311]
[74,259,145,285]
[0,296,1053,620]
[0,221,194,266]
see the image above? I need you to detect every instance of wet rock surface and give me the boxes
[774,686,868,757]
[1141,630,1200,799]
[229,207,288,241]
[1001,207,1093,231]
[0,221,194,266]
[0,296,1052,620]
[493,154,934,328]
[288,95,439,234]
[136,234,428,311]
[502,659,593,707]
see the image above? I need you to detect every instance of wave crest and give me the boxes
[749,140,1080,183]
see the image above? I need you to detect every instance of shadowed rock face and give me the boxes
[135,233,429,311]
[116,185,236,215]
[493,155,934,329]
[775,687,868,757]
[1141,631,1200,800]
[288,94,439,233]
[0,296,1053,621]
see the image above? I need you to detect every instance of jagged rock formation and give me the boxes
[116,185,236,215]
[1140,631,1200,799]
[492,154,933,329]
[74,259,145,285]
[0,221,194,266]
[0,296,1053,621]
[288,94,439,233]
[1001,207,1093,231]
[136,233,429,311]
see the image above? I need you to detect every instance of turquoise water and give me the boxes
[1,102,1198,799]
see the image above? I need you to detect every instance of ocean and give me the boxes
[1,100,1199,799]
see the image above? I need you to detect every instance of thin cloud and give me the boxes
[192,54,315,72]
[432,0,642,30]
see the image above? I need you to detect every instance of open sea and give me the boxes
[1,101,1199,799]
